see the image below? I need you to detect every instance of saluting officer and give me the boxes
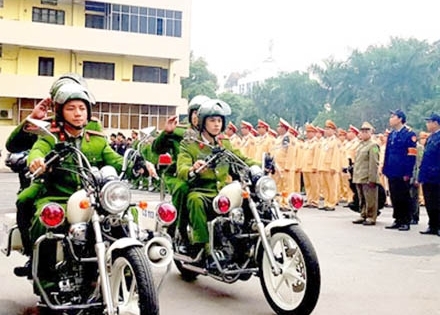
[383,109,417,231]
[418,113,440,236]
[352,122,380,225]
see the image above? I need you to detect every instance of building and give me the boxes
[0,0,191,151]
[227,40,280,95]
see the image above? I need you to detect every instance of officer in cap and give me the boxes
[352,122,380,225]
[418,113,440,236]
[383,109,417,231]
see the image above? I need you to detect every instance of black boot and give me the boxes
[14,258,32,278]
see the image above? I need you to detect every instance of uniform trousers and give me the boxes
[303,172,319,206]
[422,183,440,231]
[187,190,217,244]
[355,184,378,222]
[320,171,339,208]
[388,177,412,225]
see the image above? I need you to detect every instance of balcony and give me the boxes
[0,73,186,106]
[0,19,189,60]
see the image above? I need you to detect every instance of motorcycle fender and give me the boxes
[254,219,299,261]
[105,238,143,262]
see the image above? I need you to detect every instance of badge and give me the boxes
[411,136,417,142]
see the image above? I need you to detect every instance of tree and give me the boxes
[181,53,218,100]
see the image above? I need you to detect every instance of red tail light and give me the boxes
[288,193,304,210]
[156,203,177,225]
[158,153,173,166]
[40,203,65,228]
[213,195,231,214]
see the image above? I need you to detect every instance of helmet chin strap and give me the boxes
[64,119,87,130]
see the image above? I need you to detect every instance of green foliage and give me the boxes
[181,53,218,100]
[183,38,440,134]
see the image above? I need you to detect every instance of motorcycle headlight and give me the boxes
[100,181,131,214]
[255,176,277,201]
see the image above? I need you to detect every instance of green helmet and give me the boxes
[53,83,92,122]
[197,99,231,132]
[188,95,210,118]
[49,73,96,105]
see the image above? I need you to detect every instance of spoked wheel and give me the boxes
[110,247,159,315]
[258,225,320,315]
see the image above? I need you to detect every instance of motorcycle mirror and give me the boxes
[24,117,58,144]
[139,126,156,140]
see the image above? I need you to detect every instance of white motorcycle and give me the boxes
[1,119,176,315]
[166,140,321,315]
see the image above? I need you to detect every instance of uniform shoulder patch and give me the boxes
[411,136,417,142]
[86,130,106,137]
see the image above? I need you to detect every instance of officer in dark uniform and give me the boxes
[383,109,417,231]
[418,113,440,236]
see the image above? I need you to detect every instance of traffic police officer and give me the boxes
[301,124,320,208]
[254,119,275,164]
[239,120,257,159]
[225,121,242,149]
[383,109,417,231]
[272,118,292,204]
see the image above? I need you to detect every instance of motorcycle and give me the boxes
[119,127,176,290]
[1,118,177,315]
[162,139,321,315]
[4,149,31,192]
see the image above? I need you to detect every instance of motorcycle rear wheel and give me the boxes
[110,247,159,315]
[258,225,320,315]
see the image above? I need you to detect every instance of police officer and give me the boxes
[239,120,257,159]
[352,122,380,225]
[418,113,440,236]
[317,120,341,211]
[272,118,292,204]
[225,121,242,149]
[151,95,210,243]
[301,124,320,208]
[383,109,417,231]
[254,119,275,163]
[22,83,125,277]
[177,100,257,255]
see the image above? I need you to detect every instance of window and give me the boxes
[38,57,54,76]
[41,0,57,5]
[85,14,104,29]
[83,61,114,80]
[84,2,183,38]
[32,7,64,25]
[133,66,168,84]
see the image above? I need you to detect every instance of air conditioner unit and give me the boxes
[0,109,12,119]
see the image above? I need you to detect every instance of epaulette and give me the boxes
[86,130,106,137]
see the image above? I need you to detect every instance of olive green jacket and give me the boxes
[352,139,380,184]
[177,135,259,192]
[28,126,123,196]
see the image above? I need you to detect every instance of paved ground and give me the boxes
[1,172,439,315]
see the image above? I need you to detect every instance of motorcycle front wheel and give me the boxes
[258,225,321,315]
[110,247,159,315]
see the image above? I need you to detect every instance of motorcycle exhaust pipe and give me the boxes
[144,236,173,268]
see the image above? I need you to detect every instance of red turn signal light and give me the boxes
[156,202,177,225]
[40,203,65,228]
[288,193,304,210]
[213,195,231,215]
[158,153,173,166]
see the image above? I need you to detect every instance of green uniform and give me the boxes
[28,126,123,243]
[11,118,104,255]
[352,139,380,223]
[151,126,190,234]
[177,135,258,244]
